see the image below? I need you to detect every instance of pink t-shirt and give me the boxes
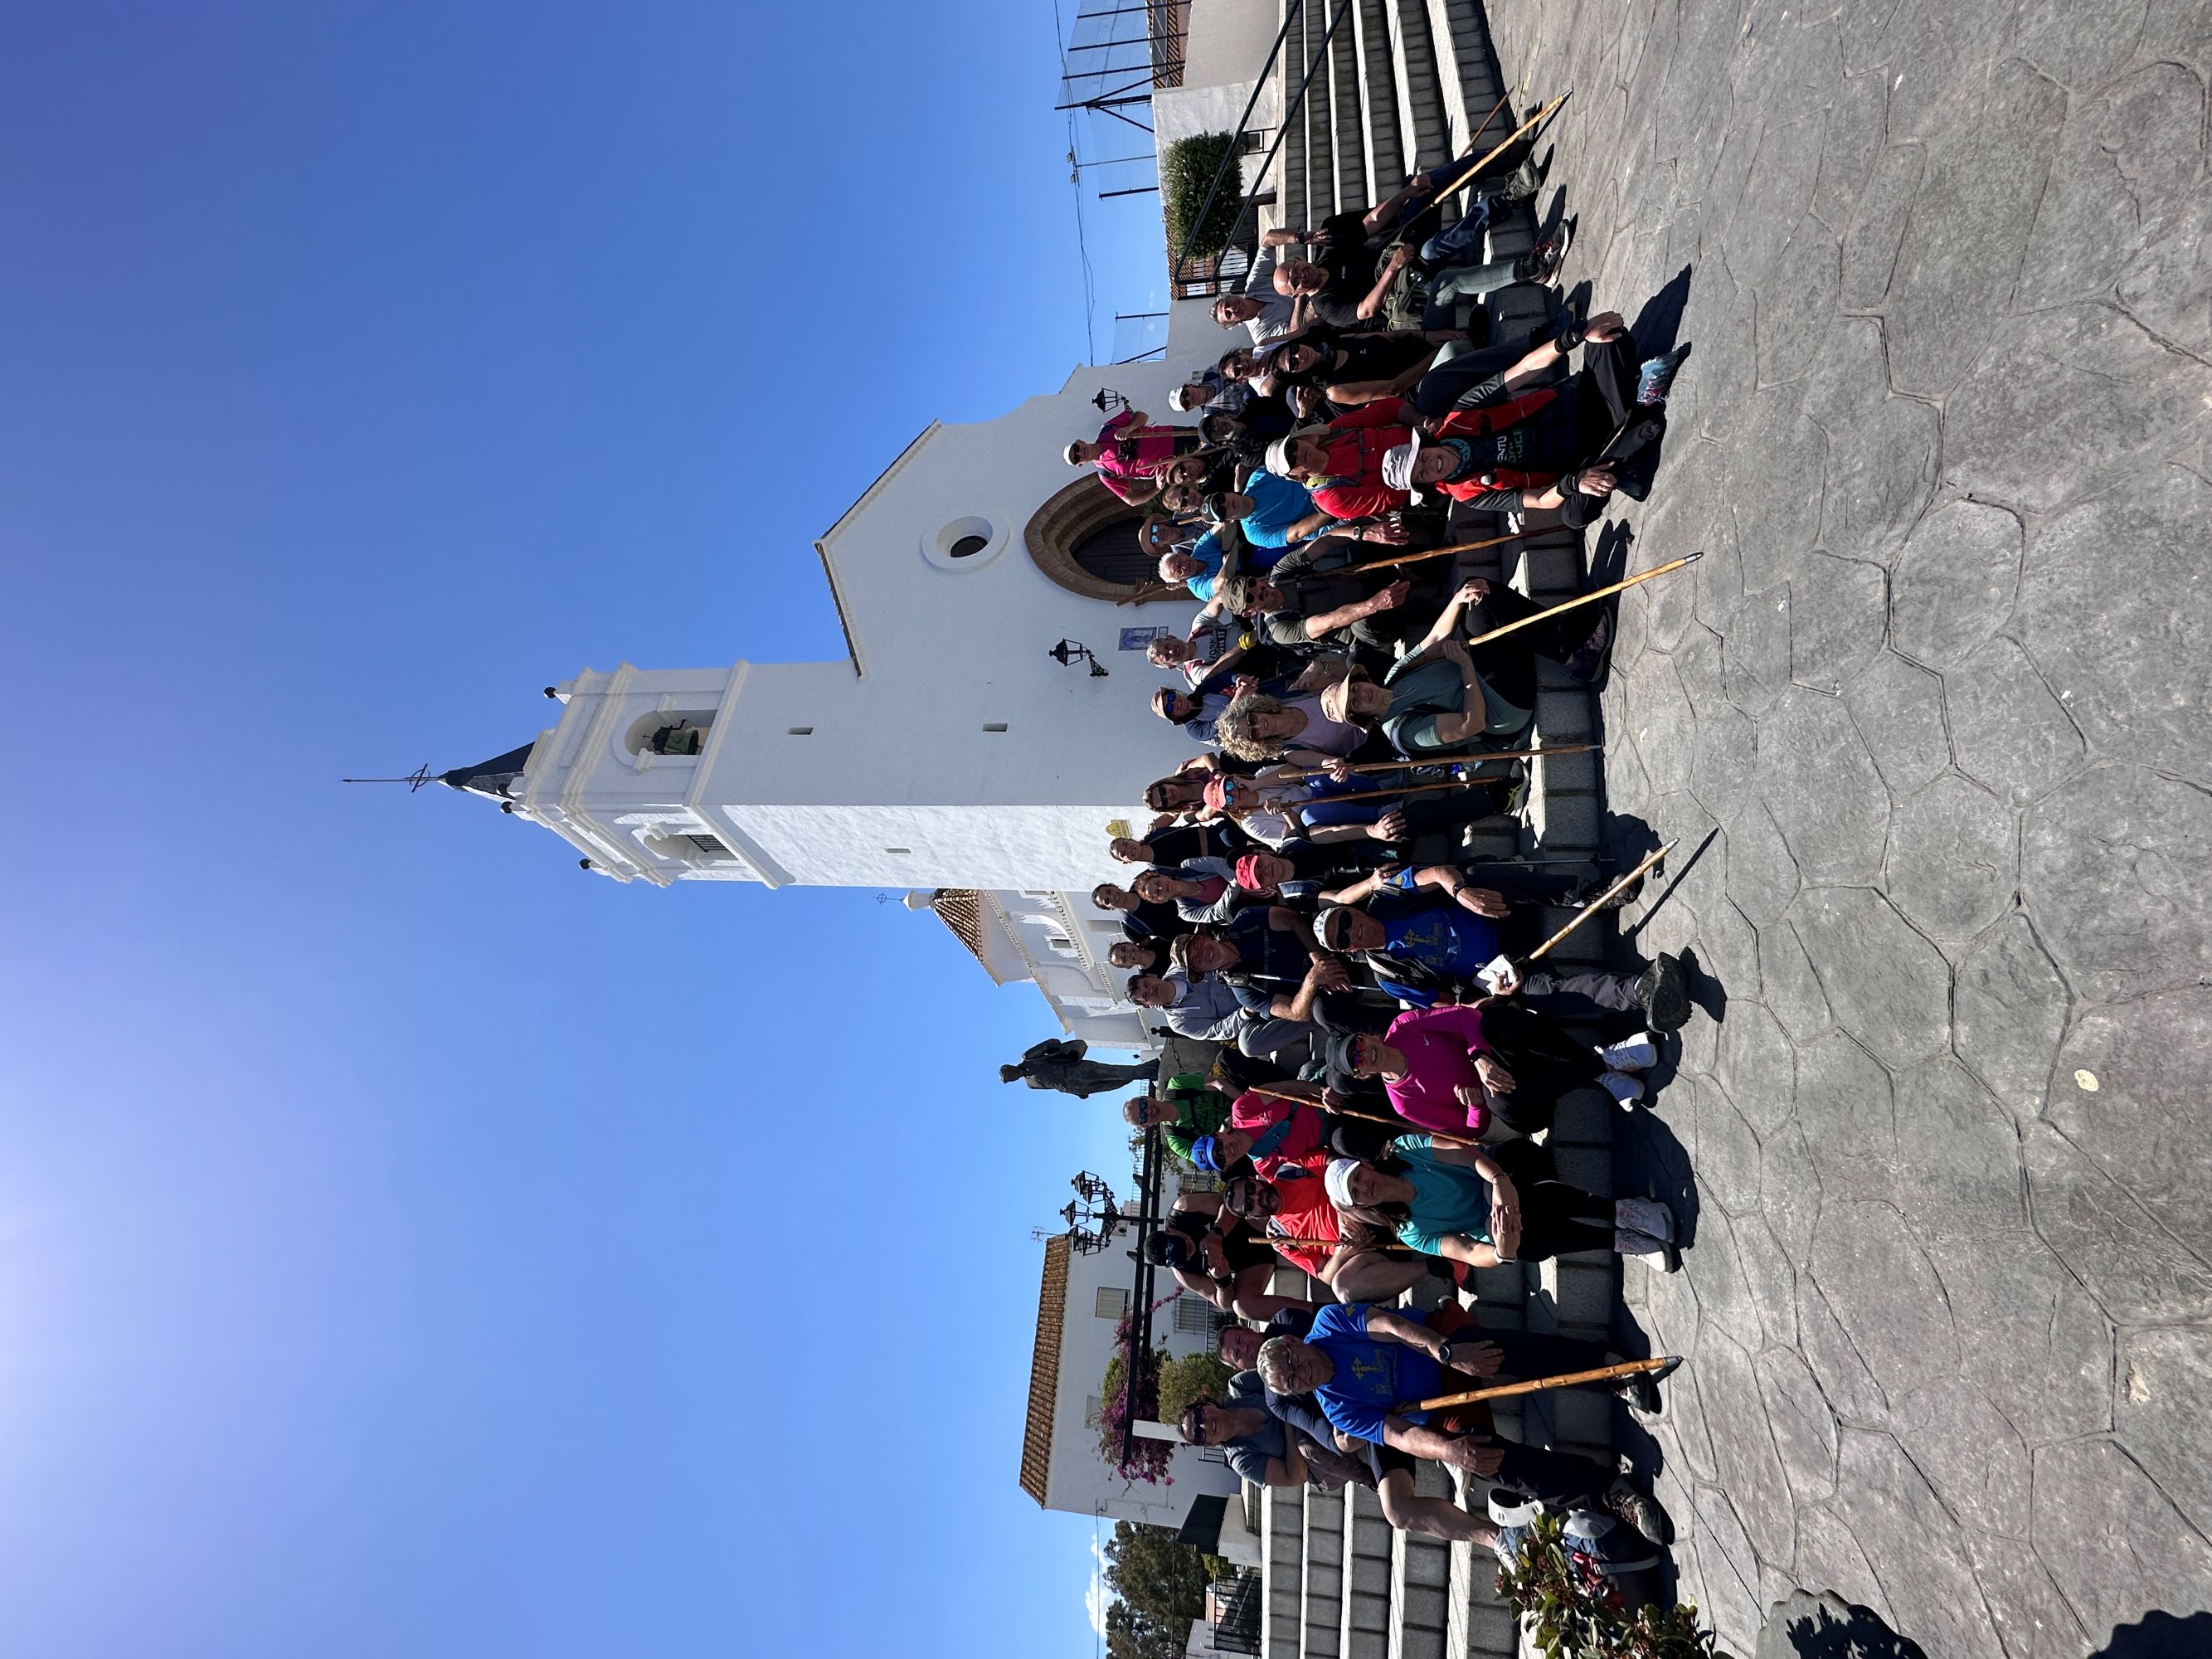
[1380,1004,1492,1136]
[1096,407,1184,478]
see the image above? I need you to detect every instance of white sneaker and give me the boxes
[1615,1228,1681,1272]
[1615,1195,1677,1242]
[1597,1032,1658,1071]
[1598,1069,1644,1108]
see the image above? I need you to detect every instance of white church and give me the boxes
[428,0,1289,1049]
[436,369,1205,1044]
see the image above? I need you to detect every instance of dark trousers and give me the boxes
[1517,969,1646,1032]
[1480,1327,1613,1383]
[1490,1439,1614,1507]
[1514,1181,1615,1261]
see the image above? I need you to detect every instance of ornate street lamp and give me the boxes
[1049,638,1110,678]
[1062,1170,1127,1254]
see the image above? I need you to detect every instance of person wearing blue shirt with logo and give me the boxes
[1255,1303,1671,1545]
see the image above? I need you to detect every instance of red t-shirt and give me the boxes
[1262,1151,1342,1276]
[1230,1090,1327,1181]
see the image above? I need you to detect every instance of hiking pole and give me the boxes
[1118,581,1187,607]
[1352,529,1523,571]
[1256,775,1497,810]
[1411,1355,1680,1412]
[1461,552,1704,649]
[1237,1085,1483,1153]
[1272,1234,1422,1256]
[1428,91,1572,205]
[1519,842,1670,966]
[1266,744,1598,783]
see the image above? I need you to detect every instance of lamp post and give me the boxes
[1049,638,1110,678]
[1091,387,1129,416]
[1062,1170,1127,1255]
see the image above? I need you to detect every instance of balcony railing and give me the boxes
[1204,1573,1262,1654]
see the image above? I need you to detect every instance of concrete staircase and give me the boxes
[1254,4,1622,1657]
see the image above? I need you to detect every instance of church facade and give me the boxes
[447,366,1205,898]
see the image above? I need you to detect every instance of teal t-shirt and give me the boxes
[1389,1134,1495,1254]
[1379,656,1533,758]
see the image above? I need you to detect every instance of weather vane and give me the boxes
[341,765,435,791]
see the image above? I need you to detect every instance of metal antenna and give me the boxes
[341,765,435,791]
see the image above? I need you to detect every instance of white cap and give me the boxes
[1382,435,1425,502]
[1264,435,1299,476]
[1324,1157,1362,1208]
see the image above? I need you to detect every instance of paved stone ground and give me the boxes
[1479,2,2212,1653]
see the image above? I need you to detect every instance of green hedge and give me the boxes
[1162,131,1246,260]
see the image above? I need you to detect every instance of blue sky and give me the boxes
[0,4,1177,1654]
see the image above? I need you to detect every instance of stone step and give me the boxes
[1266,1486,1308,1657]
[1328,0,1370,212]
[1389,0,1454,173]
[1353,0,1404,195]
[1419,0,1473,158]
[1387,1468,1453,1659]
[1279,0,1308,247]
[1341,1481,1395,1658]
[1446,1538,1520,1659]
[1302,0,1338,220]
[1303,1486,1348,1659]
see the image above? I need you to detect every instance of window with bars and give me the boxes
[1174,1298,1218,1337]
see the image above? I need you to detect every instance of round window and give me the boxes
[922,514,1005,571]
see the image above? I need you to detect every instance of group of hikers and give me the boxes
[1040,118,1704,1579]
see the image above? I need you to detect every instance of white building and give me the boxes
[910,888,1153,1050]
[1018,1200,1258,1569]
[434,370,1223,1044]
[442,377,1209,897]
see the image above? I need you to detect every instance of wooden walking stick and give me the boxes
[1118,527,1524,604]
[1428,90,1572,205]
[1411,1355,1680,1412]
[1519,842,1670,966]
[1267,744,1597,783]
[1461,552,1703,649]
[1353,529,1523,571]
[1237,1084,1484,1153]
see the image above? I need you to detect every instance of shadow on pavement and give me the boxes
[2091,1611,2212,1658]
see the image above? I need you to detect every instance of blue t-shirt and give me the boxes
[1184,530,1227,601]
[1240,470,1319,549]
[1305,1303,1443,1443]
[1380,903,1499,980]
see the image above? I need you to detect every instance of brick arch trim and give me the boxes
[1023,474,1145,601]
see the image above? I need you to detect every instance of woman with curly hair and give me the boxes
[1213,690,1367,766]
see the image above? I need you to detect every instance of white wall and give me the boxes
[1041,1230,1239,1526]
[508,362,1214,894]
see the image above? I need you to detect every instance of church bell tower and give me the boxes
[439,370,1202,892]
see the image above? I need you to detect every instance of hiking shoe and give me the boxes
[1606,1478,1674,1545]
[1563,609,1612,682]
[1636,952,1690,1033]
[1523,221,1573,287]
[1597,1069,1644,1109]
[1597,1032,1659,1072]
[1635,343,1691,406]
[1605,1352,1681,1416]
[1615,1195,1677,1243]
[1616,1228,1682,1272]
